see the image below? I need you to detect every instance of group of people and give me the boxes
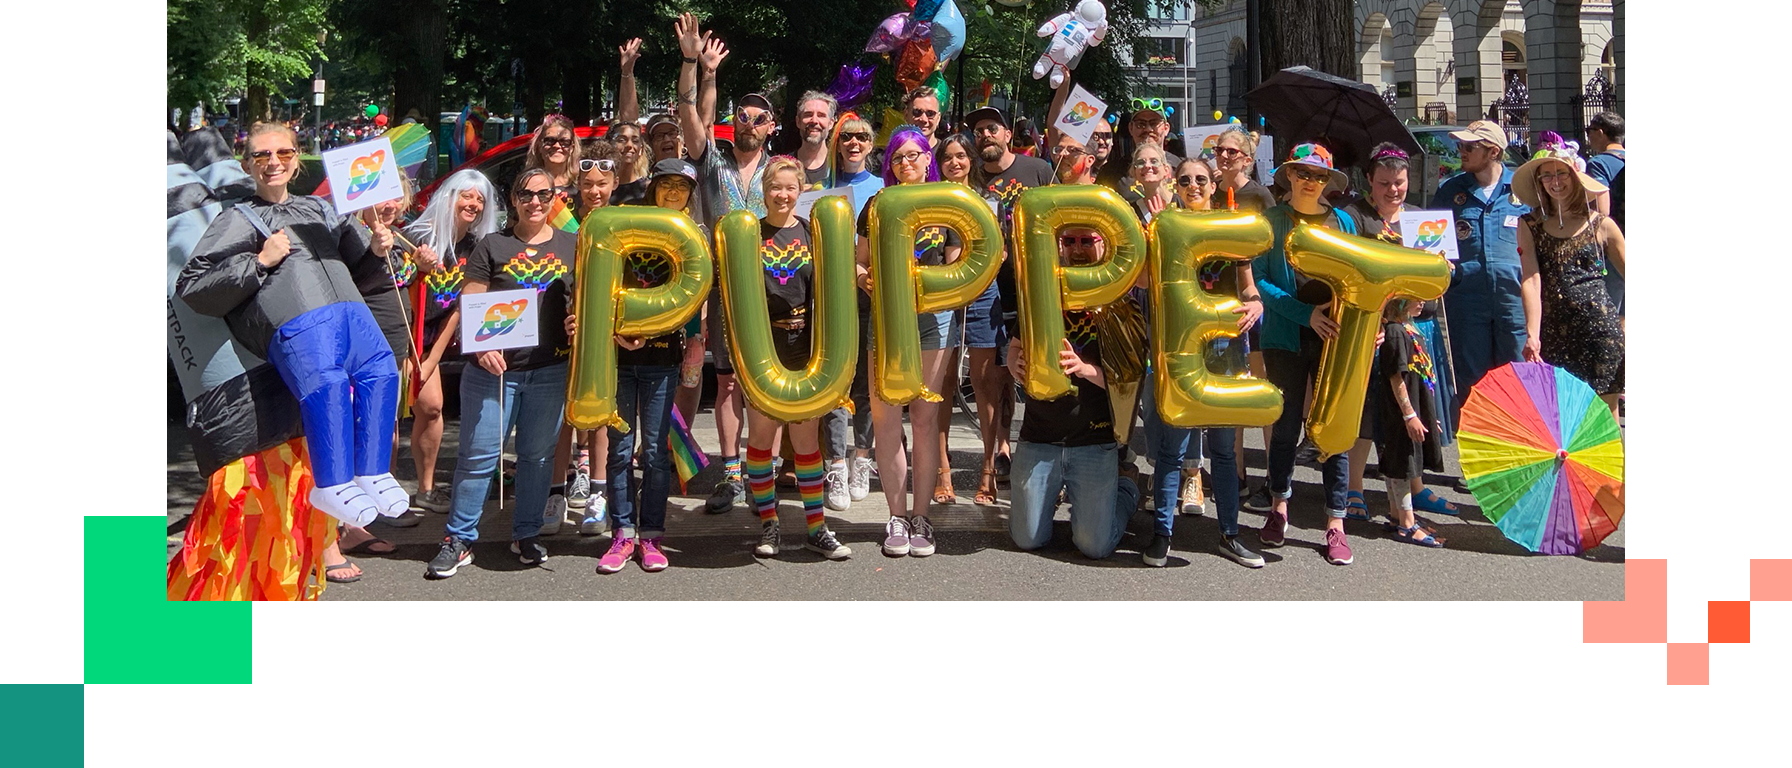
[184,13,1626,584]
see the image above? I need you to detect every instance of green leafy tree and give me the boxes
[167,0,329,124]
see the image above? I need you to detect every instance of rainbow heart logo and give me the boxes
[475,299,530,342]
[1413,218,1449,252]
[1064,101,1099,126]
[345,149,387,200]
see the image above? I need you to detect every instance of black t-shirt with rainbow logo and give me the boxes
[464,228,576,372]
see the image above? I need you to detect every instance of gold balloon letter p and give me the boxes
[1150,210,1282,428]
[565,207,714,432]
[1284,224,1451,456]
[714,198,859,423]
[1009,185,1148,400]
[867,182,1002,405]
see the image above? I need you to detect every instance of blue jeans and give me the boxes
[1139,338,1245,536]
[446,361,568,543]
[1263,337,1349,517]
[1009,441,1139,559]
[607,365,677,537]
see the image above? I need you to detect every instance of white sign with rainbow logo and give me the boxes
[1052,83,1107,147]
[321,135,404,215]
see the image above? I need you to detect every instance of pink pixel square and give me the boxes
[1666,643,1709,685]
[1752,560,1792,601]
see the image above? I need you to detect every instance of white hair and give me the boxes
[406,169,499,254]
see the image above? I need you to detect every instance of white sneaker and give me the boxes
[848,457,874,501]
[824,461,851,511]
[579,494,609,535]
[541,493,567,535]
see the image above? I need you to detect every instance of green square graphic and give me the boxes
[0,684,82,766]
[84,517,251,683]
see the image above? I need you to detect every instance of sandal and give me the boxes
[1390,523,1445,548]
[1412,488,1461,516]
[324,559,363,583]
[933,469,956,505]
[1344,490,1371,522]
[974,470,999,506]
[340,534,397,556]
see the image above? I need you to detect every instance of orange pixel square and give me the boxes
[1708,601,1750,644]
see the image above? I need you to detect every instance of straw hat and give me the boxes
[1512,147,1607,209]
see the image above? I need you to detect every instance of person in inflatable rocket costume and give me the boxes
[1032,0,1108,89]
[178,123,407,528]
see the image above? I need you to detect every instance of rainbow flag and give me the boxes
[547,196,579,234]
[449,105,487,168]
[668,405,709,493]
[384,122,433,180]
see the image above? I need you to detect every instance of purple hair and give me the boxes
[882,125,940,187]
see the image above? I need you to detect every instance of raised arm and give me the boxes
[1045,77,1072,146]
[675,13,711,161]
[698,36,727,140]
[616,38,642,126]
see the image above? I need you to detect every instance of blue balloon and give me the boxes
[931,0,966,64]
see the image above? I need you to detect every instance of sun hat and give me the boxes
[1512,147,1607,209]
[1273,143,1348,193]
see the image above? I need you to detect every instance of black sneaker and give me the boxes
[706,476,745,514]
[1242,485,1275,513]
[754,521,781,558]
[1218,535,1266,568]
[1141,533,1171,567]
[425,537,472,579]
[511,536,548,565]
[804,527,852,560]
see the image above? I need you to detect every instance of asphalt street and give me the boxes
[165,394,1624,601]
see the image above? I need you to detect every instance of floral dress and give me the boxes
[1524,212,1624,394]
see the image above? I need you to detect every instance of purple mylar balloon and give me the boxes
[826,62,878,110]
[865,13,908,53]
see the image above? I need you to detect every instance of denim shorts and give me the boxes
[962,281,1007,349]
[918,310,959,351]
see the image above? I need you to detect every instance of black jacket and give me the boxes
[177,194,374,359]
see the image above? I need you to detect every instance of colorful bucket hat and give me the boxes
[1273,143,1348,193]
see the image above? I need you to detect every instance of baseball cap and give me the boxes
[649,158,699,184]
[738,93,775,114]
[964,106,1008,131]
[645,113,679,138]
[1448,120,1508,149]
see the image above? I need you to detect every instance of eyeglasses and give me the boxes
[890,150,927,167]
[1089,132,1113,142]
[540,136,573,148]
[248,148,299,164]
[1536,169,1575,183]
[1059,235,1101,247]
[1177,174,1211,187]
[1212,146,1245,158]
[735,110,772,127]
[909,108,939,120]
[515,189,556,203]
[839,131,872,143]
[1053,145,1089,158]
[972,124,1004,136]
[659,180,693,193]
[1289,168,1331,184]
[579,158,616,173]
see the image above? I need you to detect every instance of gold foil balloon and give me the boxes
[714,199,860,423]
[1283,223,1451,457]
[565,206,714,432]
[867,182,1002,405]
[1008,184,1147,401]
[1150,209,1283,428]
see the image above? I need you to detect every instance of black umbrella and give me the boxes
[1246,66,1423,171]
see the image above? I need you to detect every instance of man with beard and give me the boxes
[966,106,1053,316]
[794,91,838,190]
[676,12,776,514]
[900,86,943,140]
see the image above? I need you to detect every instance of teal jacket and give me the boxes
[1251,204,1357,353]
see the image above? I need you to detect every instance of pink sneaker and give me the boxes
[1260,510,1287,548]
[597,536,636,574]
[639,537,669,572]
[1324,527,1353,565]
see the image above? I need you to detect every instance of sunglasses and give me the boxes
[972,124,1004,136]
[890,150,927,167]
[839,131,872,143]
[1212,146,1245,158]
[1059,235,1101,247]
[1053,145,1089,158]
[1177,174,1211,187]
[540,136,573,148]
[579,158,617,173]
[1090,132,1113,142]
[735,110,772,127]
[909,108,940,120]
[248,148,299,164]
[515,189,556,203]
[1289,168,1331,184]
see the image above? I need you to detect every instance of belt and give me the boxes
[770,318,807,331]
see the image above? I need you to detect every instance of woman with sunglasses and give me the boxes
[402,170,499,520]
[855,126,963,558]
[1251,143,1364,567]
[426,168,578,579]
[1212,128,1275,213]
[524,114,582,202]
[823,115,887,504]
[180,121,409,587]
[741,156,854,559]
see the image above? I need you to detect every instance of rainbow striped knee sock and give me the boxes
[745,446,777,523]
[795,451,826,535]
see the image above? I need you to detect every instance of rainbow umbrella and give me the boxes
[383,122,434,180]
[1458,362,1624,555]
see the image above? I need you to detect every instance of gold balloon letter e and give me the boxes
[1150,209,1283,428]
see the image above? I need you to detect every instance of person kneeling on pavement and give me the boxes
[1002,227,1141,559]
